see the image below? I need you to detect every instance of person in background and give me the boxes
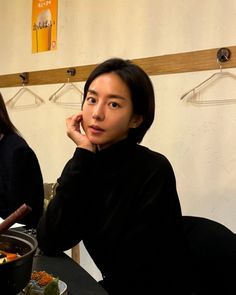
[36,58,187,294]
[0,92,44,229]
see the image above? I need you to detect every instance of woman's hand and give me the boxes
[66,113,96,152]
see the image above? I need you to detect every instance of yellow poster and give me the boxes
[32,0,58,53]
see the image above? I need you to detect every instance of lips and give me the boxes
[89,125,104,134]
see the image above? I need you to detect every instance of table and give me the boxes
[27,253,108,295]
[32,253,108,295]
[14,228,107,295]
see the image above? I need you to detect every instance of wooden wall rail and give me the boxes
[0,45,236,88]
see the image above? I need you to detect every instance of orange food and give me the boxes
[0,250,18,261]
[31,271,54,286]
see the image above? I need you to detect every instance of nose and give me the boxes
[92,103,105,121]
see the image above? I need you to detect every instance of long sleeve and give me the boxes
[10,146,44,228]
[37,148,96,254]
[0,134,44,228]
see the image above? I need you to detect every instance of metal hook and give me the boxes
[216,48,231,63]
[19,72,29,85]
[66,68,76,83]
[66,68,76,77]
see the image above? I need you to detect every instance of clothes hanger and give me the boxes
[48,68,83,108]
[180,48,236,105]
[5,73,45,110]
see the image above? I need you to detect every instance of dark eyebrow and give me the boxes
[87,89,98,96]
[87,89,127,100]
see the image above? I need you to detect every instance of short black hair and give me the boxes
[83,58,155,143]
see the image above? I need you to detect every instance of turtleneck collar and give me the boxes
[94,138,137,171]
[96,137,136,155]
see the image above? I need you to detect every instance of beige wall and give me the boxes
[1,0,236,279]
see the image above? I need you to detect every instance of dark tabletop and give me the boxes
[13,228,107,295]
[31,253,108,295]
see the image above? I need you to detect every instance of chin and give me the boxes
[88,136,103,146]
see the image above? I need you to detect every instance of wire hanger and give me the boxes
[48,68,83,108]
[5,72,45,110]
[180,48,236,105]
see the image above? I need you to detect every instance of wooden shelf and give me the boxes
[0,45,236,88]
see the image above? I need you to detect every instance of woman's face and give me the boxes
[82,72,142,150]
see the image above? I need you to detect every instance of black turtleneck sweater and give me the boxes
[37,139,184,294]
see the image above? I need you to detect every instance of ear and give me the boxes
[130,115,143,129]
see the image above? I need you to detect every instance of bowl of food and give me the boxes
[0,229,38,294]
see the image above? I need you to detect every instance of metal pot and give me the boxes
[0,229,38,295]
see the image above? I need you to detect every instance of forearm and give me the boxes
[37,148,95,253]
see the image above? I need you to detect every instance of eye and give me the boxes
[109,101,120,109]
[86,97,97,104]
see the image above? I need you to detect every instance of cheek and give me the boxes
[116,117,133,132]
[82,105,90,120]
[81,109,90,130]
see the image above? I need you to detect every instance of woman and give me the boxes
[37,58,186,294]
[0,92,44,228]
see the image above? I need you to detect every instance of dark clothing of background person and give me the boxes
[0,132,44,229]
[37,138,185,294]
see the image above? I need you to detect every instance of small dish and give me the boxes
[20,279,67,295]
[59,280,68,295]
